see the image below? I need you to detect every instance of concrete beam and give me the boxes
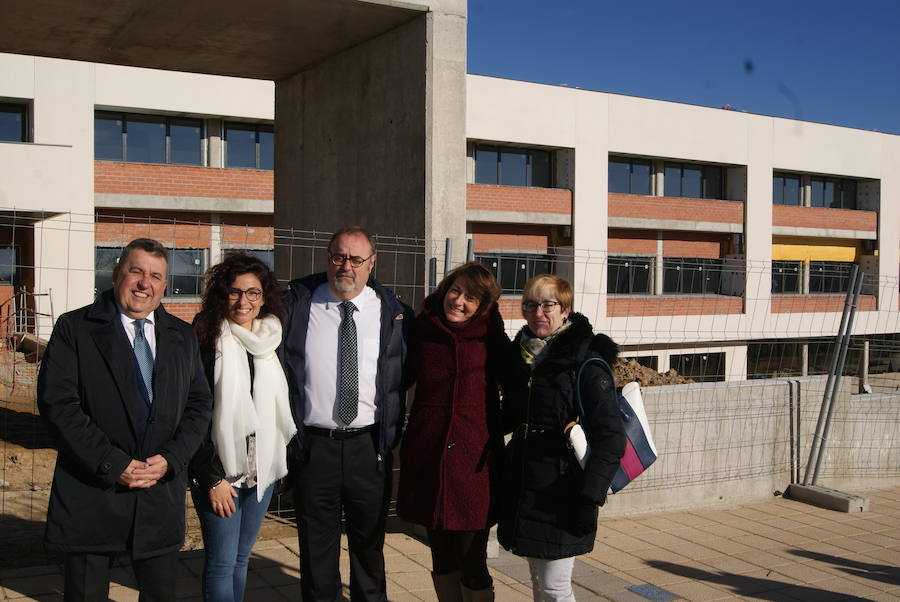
[95,193,273,214]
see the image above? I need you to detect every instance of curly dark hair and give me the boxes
[193,252,284,348]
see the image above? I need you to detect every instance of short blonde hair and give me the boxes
[521,274,573,313]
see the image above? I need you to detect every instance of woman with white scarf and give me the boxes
[189,253,296,602]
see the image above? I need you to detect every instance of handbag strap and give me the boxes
[574,356,614,423]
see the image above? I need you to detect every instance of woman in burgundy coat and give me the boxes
[398,261,508,602]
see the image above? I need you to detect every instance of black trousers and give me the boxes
[63,551,177,602]
[294,429,391,602]
[427,528,493,590]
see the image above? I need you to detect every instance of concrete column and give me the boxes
[209,213,222,264]
[655,233,664,295]
[801,343,809,376]
[743,118,773,330]
[274,3,466,309]
[207,119,223,168]
[653,159,664,196]
[727,344,748,381]
[32,58,95,324]
[801,173,812,207]
[859,339,869,393]
[877,136,900,311]
[571,93,609,323]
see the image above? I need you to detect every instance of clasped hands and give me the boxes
[116,455,169,488]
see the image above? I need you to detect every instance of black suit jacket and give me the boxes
[37,290,212,559]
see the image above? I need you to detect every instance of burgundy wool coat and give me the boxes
[397,298,508,530]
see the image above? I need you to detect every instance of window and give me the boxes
[608,256,653,294]
[95,247,205,297]
[0,103,27,142]
[476,253,552,294]
[747,341,804,379]
[608,157,652,195]
[225,122,274,170]
[663,258,723,294]
[811,177,857,209]
[94,112,203,165]
[169,249,205,296]
[773,173,801,206]
[474,145,552,187]
[670,352,725,382]
[664,162,723,199]
[772,260,801,293]
[809,261,853,293]
[0,247,16,284]
[95,247,121,295]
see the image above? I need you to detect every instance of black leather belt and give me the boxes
[305,424,376,440]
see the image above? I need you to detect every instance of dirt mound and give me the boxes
[614,357,694,386]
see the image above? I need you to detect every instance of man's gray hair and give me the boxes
[116,238,169,269]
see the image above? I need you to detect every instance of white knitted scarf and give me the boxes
[212,315,296,502]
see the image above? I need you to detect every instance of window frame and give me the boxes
[607,255,654,295]
[808,260,854,294]
[663,161,725,200]
[473,144,554,188]
[771,260,802,294]
[810,176,857,210]
[670,352,725,382]
[772,172,802,206]
[662,257,724,295]
[224,121,274,170]
[608,156,652,195]
[475,252,553,295]
[94,111,205,166]
[167,248,206,297]
[0,102,28,143]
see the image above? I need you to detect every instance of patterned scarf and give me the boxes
[519,319,572,368]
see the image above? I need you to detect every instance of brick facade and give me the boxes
[95,161,273,200]
[609,193,743,224]
[471,223,552,253]
[467,183,571,214]
[162,301,202,323]
[773,205,877,232]
[607,296,743,317]
[772,295,877,313]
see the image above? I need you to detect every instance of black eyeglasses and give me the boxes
[227,287,263,302]
[521,300,561,314]
[329,253,375,268]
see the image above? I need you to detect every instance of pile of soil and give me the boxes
[613,357,695,386]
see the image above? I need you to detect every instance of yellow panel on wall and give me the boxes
[771,237,860,262]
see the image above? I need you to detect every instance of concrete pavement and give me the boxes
[2,486,898,601]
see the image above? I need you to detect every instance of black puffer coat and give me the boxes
[497,312,625,560]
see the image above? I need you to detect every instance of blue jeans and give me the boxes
[191,483,274,602]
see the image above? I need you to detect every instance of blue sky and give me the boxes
[467,0,900,135]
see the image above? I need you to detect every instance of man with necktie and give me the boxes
[38,238,212,601]
[281,226,414,601]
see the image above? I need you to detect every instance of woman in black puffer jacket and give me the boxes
[498,275,625,601]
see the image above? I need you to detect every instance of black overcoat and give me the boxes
[37,290,212,559]
[497,313,625,560]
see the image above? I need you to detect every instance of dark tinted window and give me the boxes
[609,157,651,195]
[773,173,801,205]
[95,112,203,165]
[608,256,653,294]
[665,162,724,199]
[0,247,16,284]
[169,118,203,165]
[126,114,167,164]
[476,253,552,294]
[772,260,801,293]
[95,247,121,295]
[0,103,26,142]
[671,352,725,382]
[811,177,857,209]
[474,145,553,188]
[663,258,724,294]
[809,261,853,293]
[226,122,273,170]
[94,113,123,160]
[169,249,205,296]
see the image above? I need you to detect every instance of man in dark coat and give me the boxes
[38,238,212,601]
[281,226,414,601]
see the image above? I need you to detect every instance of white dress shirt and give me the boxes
[118,309,157,358]
[304,283,382,428]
